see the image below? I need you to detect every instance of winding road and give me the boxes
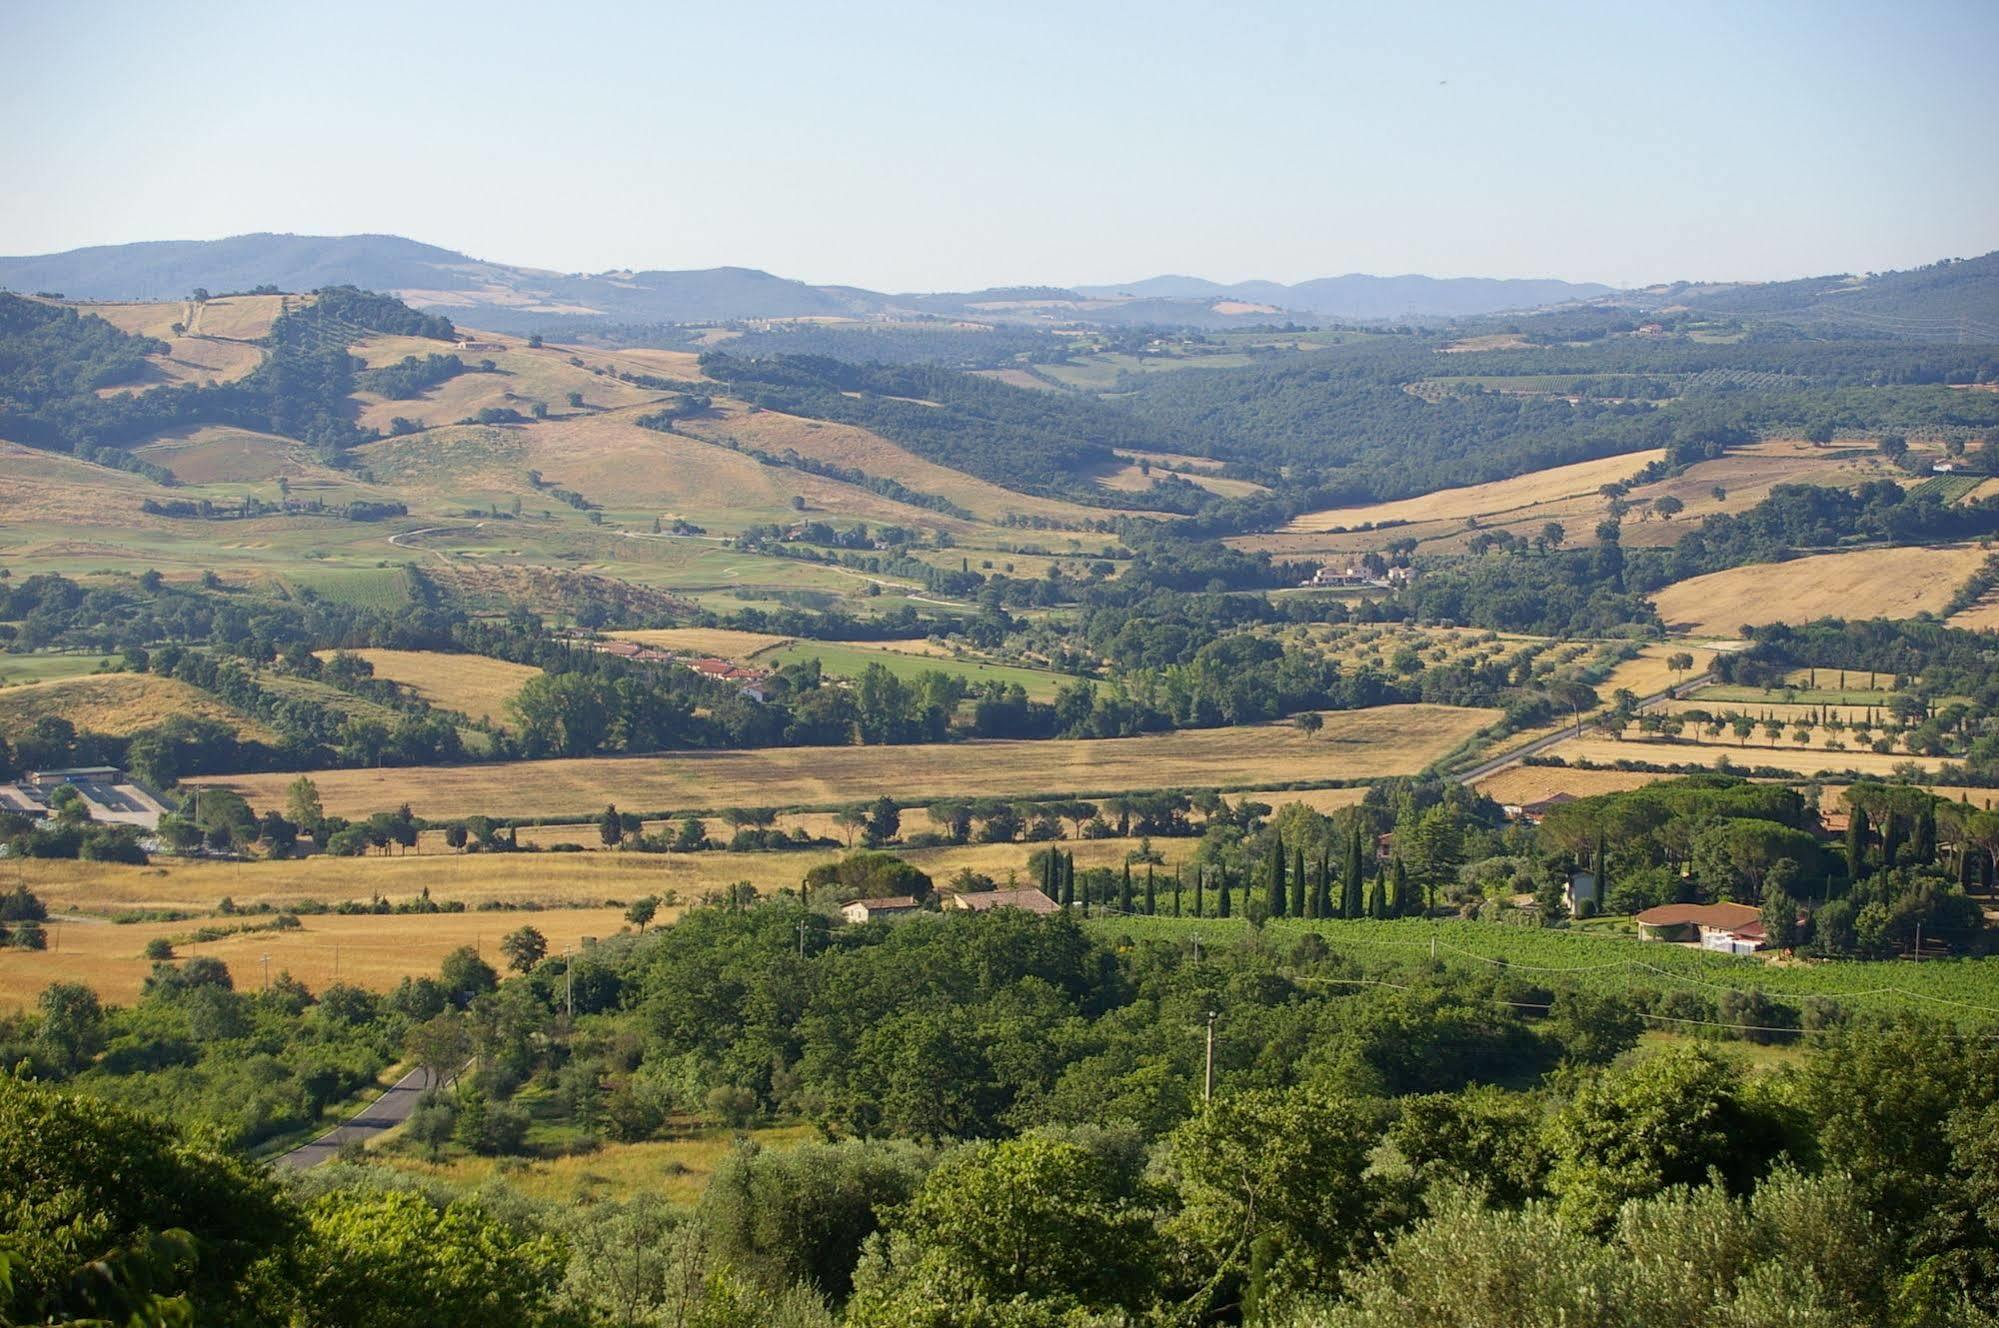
[1450,673,1711,787]
[272,1066,436,1170]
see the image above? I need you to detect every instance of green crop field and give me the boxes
[753,639,1083,699]
[1085,915,1999,1024]
[279,565,414,609]
[0,653,118,687]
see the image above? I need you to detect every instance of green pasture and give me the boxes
[754,639,1082,699]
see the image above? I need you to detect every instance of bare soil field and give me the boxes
[1651,544,1990,636]
[213,704,1499,821]
[0,673,277,741]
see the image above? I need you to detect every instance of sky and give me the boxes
[3,0,1996,292]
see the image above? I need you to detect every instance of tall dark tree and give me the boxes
[1218,869,1233,919]
[1120,862,1134,914]
[1291,846,1307,917]
[1315,850,1333,919]
[1267,832,1287,919]
[1144,865,1157,916]
[1846,806,1870,884]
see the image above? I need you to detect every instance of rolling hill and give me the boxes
[0,232,1618,330]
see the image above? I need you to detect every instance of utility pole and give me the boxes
[260,953,270,992]
[1915,922,1922,962]
[1203,1010,1217,1104]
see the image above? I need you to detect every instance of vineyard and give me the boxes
[1089,915,1999,1025]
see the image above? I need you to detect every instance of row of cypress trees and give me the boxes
[1035,828,1430,921]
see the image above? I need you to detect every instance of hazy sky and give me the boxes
[4,0,1995,290]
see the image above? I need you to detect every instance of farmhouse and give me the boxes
[1634,902,1766,952]
[1505,793,1577,824]
[840,896,923,923]
[943,887,1060,916]
[0,767,170,830]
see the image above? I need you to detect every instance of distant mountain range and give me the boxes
[0,233,1617,330]
[1072,273,1615,319]
[1,232,1992,335]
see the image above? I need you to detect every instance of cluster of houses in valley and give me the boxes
[0,766,168,831]
[840,888,1058,924]
[592,639,772,701]
[1306,564,1416,590]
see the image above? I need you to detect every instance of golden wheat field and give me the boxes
[0,905,634,1010]
[0,833,1230,1009]
[1650,544,1991,636]
[318,648,542,722]
[1547,734,1949,778]
[1282,450,1667,533]
[0,673,278,741]
[213,704,1497,820]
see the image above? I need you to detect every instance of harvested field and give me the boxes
[214,704,1499,821]
[1473,765,1667,804]
[1283,451,1665,533]
[679,402,1115,526]
[1096,462,1266,499]
[132,426,338,484]
[1241,441,1889,559]
[318,648,541,722]
[1595,643,1719,697]
[0,673,277,741]
[0,906,631,1010]
[1651,545,1990,636]
[1238,786,1371,815]
[1544,734,1949,779]
[604,627,791,660]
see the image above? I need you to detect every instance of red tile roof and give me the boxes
[1635,902,1761,930]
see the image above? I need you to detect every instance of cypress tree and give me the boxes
[1194,868,1205,918]
[1882,811,1902,870]
[1367,873,1387,920]
[1218,870,1233,919]
[1392,857,1409,918]
[1267,832,1286,919]
[1913,804,1937,867]
[1315,850,1333,918]
[1120,862,1134,914]
[1145,865,1156,916]
[1344,824,1365,918]
[1291,846,1307,917]
[1846,806,1869,883]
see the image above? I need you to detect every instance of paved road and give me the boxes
[273,1066,436,1170]
[1451,673,1712,786]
